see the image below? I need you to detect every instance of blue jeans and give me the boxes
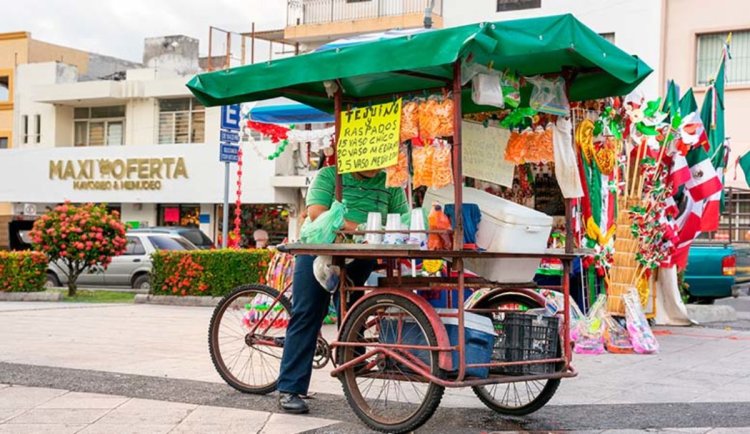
[277,255,375,395]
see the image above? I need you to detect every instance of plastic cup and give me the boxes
[384,213,404,244]
[365,212,383,244]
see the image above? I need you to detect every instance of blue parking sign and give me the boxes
[221,104,241,131]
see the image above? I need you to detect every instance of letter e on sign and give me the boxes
[221,104,241,131]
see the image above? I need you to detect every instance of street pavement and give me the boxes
[1,301,750,433]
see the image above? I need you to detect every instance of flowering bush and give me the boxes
[151,249,271,297]
[0,251,48,292]
[29,202,127,296]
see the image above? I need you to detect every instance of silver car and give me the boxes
[45,232,197,290]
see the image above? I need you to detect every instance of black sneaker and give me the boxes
[278,393,309,414]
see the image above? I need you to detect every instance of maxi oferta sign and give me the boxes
[49,158,189,191]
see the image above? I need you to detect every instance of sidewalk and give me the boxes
[1,301,750,432]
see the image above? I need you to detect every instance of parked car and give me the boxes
[45,232,197,290]
[684,242,750,303]
[129,226,214,249]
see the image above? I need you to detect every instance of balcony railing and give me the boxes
[287,0,443,27]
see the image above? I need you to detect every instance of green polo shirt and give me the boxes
[306,166,409,224]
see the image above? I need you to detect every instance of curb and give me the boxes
[686,304,737,324]
[0,292,63,302]
[134,294,221,307]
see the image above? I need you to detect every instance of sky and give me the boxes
[3,0,287,62]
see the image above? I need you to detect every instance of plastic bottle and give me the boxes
[428,203,452,250]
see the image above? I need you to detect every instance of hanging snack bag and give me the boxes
[500,69,521,108]
[472,73,504,108]
[412,144,435,188]
[400,100,420,143]
[418,98,441,141]
[435,98,455,138]
[431,140,454,189]
[504,130,525,165]
[385,145,409,188]
[527,75,570,116]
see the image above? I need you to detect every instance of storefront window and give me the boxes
[158,204,200,227]
[158,98,205,144]
[215,204,289,247]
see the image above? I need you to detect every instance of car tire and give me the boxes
[133,274,151,291]
[44,272,61,288]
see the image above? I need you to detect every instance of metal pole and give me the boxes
[222,161,230,248]
[208,26,213,71]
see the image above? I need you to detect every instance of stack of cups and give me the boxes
[364,212,383,244]
[383,213,404,244]
[408,208,427,249]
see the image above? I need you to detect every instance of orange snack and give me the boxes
[400,101,419,143]
[385,146,409,187]
[504,131,524,165]
[431,141,454,189]
[418,99,441,140]
[412,144,434,188]
[435,98,455,138]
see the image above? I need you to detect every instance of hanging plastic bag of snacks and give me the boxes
[527,75,570,116]
[400,100,419,143]
[385,145,409,188]
[412,144,434,188]
[431,140,454,189]
[418,98,441,141]
[434,98,455,138]
[500,69,521,108]
[504,130,525,165]
[471,73,504,108]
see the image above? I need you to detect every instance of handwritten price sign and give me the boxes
[337,99,402,174]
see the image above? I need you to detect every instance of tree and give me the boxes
[29,202,127,296]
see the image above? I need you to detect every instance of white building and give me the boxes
[0,36,307,245]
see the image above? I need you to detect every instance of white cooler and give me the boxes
[423,186,553,283]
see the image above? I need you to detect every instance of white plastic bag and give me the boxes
[527,76,570,116]
[552,117,584,198]
[471,73,504,108]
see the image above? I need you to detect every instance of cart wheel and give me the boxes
[471,292,562,416]
[208,284,292,394]
[312,336,331,369]
[336,293,445,434]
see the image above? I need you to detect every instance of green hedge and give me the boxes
[151,249,273,297]
[0,251,48,292]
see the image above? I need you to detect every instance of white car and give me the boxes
[45,232,197,290]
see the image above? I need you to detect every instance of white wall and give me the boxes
[442,0,662,97]
[127,99,157,146]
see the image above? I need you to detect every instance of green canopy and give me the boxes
[187,14,652,112]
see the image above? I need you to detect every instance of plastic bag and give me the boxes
[573,293,606,355]
[527,75,570,116]
[431,140,454,189]
[553,117,584,198]
[299,201,346,244]
[624,288,659,354]
[412,144,434,188]
[418,97,454,140]
[434,98,455,138]
[472,73,504,108]
[500,70,521,108]
[385,145,409,188]
[400,100,419,143]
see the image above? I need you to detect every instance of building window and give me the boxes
[22,115,28,144]
[0,76,9,102]
[496,0,541,12]
[0,137,8,149]
[74,106,125,146]
[34,114,41,143]
[696,30,750,86]
[599,33,615,43]
[157,204,201,227]
[158,98,205,144]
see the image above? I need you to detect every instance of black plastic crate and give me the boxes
[491,312,559,376]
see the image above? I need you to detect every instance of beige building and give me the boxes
[0,31,138,247]
[662,0,749,186]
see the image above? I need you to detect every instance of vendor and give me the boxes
[278,165,409,414]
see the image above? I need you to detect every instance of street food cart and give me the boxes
[189,14,651,433]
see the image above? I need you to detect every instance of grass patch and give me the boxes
[55,289,136,303]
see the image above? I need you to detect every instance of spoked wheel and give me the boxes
[336,293,445,434]
[471,292,562,415]
[208,284,291,394]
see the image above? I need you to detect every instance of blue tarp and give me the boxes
[250,103,333,124]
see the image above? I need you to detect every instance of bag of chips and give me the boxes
[400,100,419,143]
[385,145,409,188]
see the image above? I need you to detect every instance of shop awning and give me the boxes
[187,14,652,111]
[250,100,334,124]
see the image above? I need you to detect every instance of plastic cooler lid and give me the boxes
[425,185,552,227]
[436,309,496,336]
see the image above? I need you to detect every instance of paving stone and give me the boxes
[0,386,67,409]
[5,408,110,424]
[259,413,338,434]
[171,405,269,432]
[95,398,196,425]
[0,424,86,433]
[37,391,129,409]
[77,423,176,434]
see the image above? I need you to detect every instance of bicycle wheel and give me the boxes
[336,293,445,434]
[208,284,292,394]
[471,292,562,416]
